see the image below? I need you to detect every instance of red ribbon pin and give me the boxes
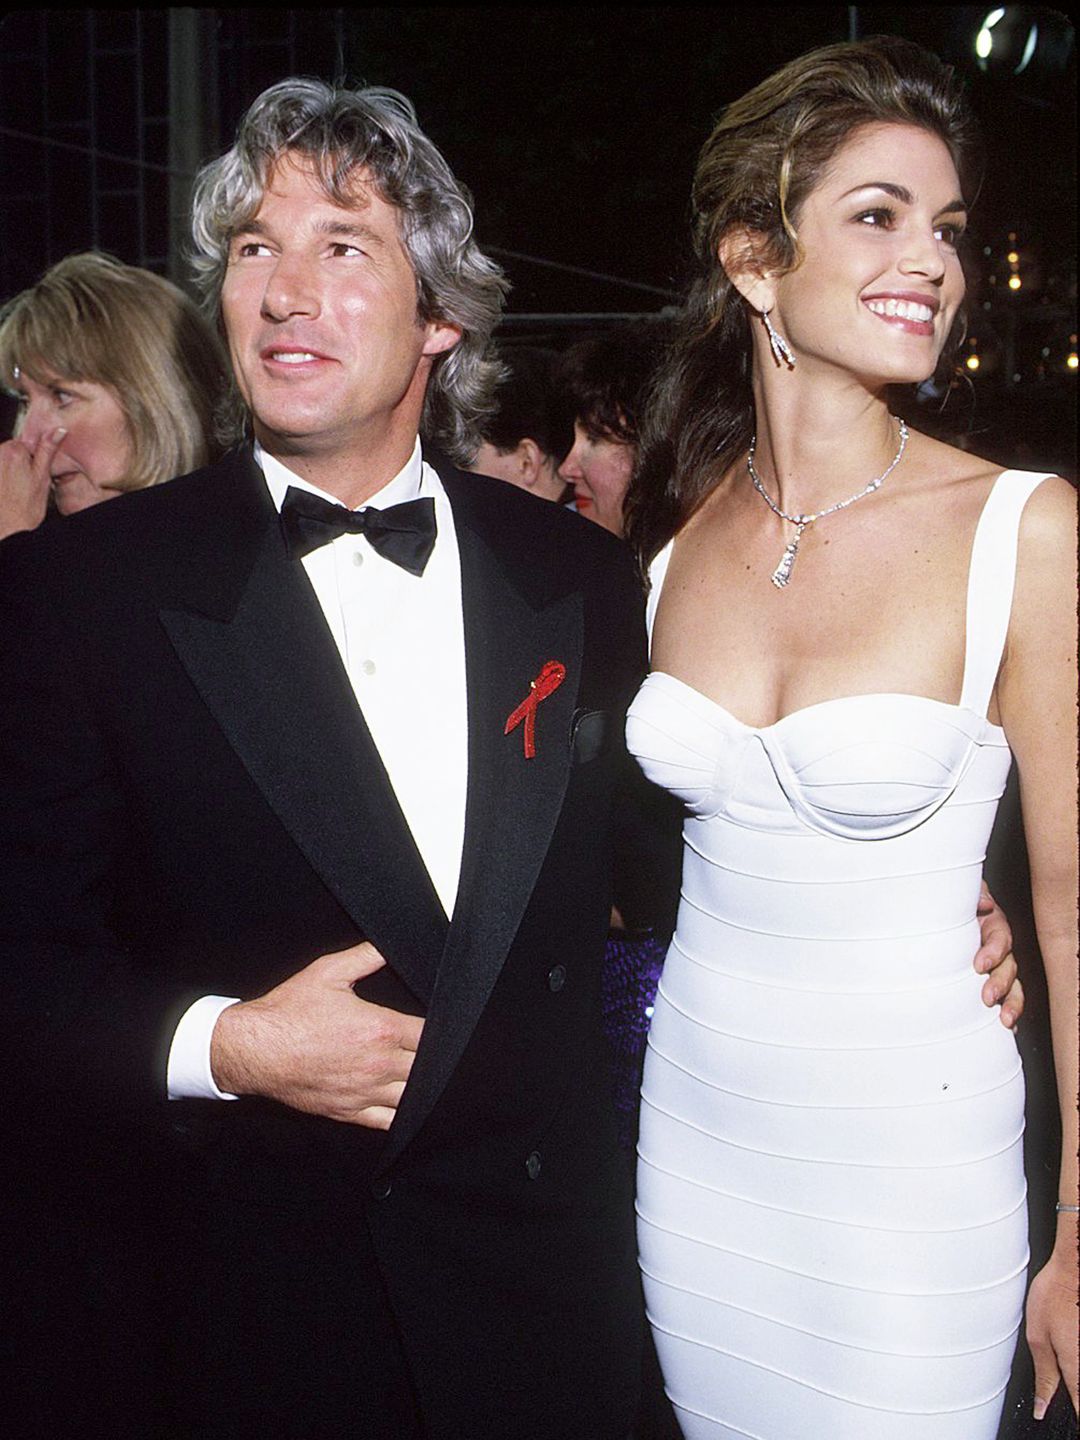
[504,660,566,759]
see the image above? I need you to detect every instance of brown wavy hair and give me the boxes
[624,35,983,573]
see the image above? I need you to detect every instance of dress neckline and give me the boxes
[645,468,1052,737]
[643,669,1006,741]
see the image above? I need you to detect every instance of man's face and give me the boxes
[221,153,459,463]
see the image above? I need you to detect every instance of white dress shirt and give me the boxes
[167,440,468,1100]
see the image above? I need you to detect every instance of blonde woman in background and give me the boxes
[0,251,227,537]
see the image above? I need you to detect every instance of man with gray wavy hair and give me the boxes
[0,77,655,1439]
[190,79,507,467]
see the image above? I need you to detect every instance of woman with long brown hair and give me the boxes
[625,37,1076,1438]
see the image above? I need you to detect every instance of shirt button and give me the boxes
[352,550,365,567]
[361,659,376,676]
[525,1151,541,1181]
[371,1176,392,1200]
[547,965,566,992]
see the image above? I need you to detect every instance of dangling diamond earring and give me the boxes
[761,308,795,369]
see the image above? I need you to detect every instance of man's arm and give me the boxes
[0,546,186,1113]
[209,942,422,1130]
[611,754,683,939]
[974,881,1023,1028]
[0,535,422,1126]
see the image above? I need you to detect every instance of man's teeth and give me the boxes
[866,299,933,323]
[272,351,318,363]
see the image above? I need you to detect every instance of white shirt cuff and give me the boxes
[166,995,242,1100]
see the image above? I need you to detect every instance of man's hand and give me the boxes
[975,881,1024,1029]
[209,942,423,1129]
[0,428,64,541]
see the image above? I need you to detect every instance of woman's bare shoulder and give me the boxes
[1015,472,1077,559]
[905,428,1005,487]
[907,429,1073,520]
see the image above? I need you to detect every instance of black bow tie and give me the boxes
[280,486,437,576]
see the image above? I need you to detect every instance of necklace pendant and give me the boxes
[747,417,909,589]
[770,523,805,589]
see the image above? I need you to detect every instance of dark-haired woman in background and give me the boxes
[556,325,685,1162]
[558,327,662,535]
[624,36,1076,1439]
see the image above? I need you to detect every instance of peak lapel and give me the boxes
[380,479,583,1166]
[159,453,446,1001]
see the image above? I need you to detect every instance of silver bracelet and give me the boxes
[1055,1202,1080,1214]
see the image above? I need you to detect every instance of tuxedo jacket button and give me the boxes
[525,1151,541,1180]
[371,1176,392,1200]
[547,964,566,992]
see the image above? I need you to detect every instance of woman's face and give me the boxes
[13,369,134,515]
[769,122,967,386]
[558,420,635,536]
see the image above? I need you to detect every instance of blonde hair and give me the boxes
[0,252,228,490]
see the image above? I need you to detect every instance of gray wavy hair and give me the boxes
[190,78,508,464]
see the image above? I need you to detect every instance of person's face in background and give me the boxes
[469,437,567,503]
[14,369,134,515]
[558,419,635,535]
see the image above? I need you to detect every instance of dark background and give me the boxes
[0,6,1075,476]
[0,9,1076,1434]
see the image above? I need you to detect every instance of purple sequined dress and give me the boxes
[601,932,668,1153]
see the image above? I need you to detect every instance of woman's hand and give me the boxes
[1026,1230,1079,1420]
[0,427,64,540]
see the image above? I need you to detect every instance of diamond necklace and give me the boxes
[747,417,908,588]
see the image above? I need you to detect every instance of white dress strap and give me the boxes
[645,540,674,653]
[959,469,1055,718]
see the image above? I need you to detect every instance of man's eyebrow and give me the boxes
[838,180,967,215]
[313,217,385,246]
[229,217,386,245]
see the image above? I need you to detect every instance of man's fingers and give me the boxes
[366,1008,423,1056]
[314,939,388,985]
[973,924,1010,974]
[999,977,1024,1029]
[981,968,1021,1022]
[979,954,1016,1005]
[363,1081,407,1115]
[307,943,424,1049]
[353,1105,396,1131]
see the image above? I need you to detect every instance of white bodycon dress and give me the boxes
[627,470,1051,1439]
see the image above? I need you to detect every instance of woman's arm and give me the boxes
[996,475,1078,1419]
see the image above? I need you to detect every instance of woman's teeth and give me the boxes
[866,299,933,323]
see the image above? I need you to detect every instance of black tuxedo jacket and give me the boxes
[0,449,674,1439]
